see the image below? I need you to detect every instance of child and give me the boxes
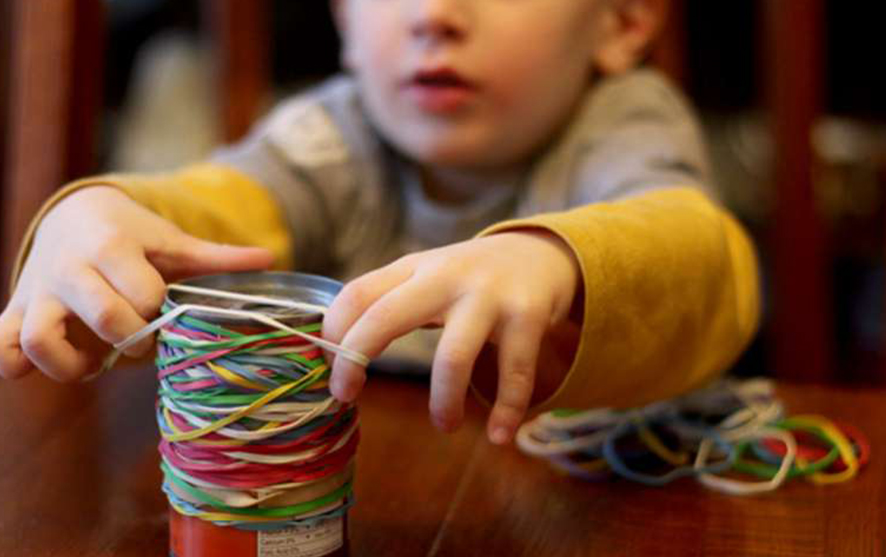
[0,0,759,446]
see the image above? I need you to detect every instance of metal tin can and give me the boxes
[164,270,342,326]
[164,271,351,557]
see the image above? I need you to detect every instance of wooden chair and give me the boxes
[0,0,269,299]
[764,0,832,382]
[1,0,105,298]
[653,0,833,383]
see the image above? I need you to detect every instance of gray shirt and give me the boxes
[212,69,711,367]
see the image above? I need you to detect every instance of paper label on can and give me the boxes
[257,517,343,557]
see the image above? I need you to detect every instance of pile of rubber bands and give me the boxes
[150,294,359,529]
[516,378,869,495]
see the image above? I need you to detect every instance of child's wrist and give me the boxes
[513,228,582,402]
[500,228,582,323]
[482,228,583,406]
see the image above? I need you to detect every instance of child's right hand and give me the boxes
[0,186,274,382]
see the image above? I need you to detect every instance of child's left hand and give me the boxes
[322,230,580,445]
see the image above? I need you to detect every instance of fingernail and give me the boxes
[490,427,510,445]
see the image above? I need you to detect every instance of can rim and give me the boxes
[165,271,343,327]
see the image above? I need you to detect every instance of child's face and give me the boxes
[336,0,622,170]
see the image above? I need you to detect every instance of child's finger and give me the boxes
[429,296,497,432]
[96,253,166,320]
[94,255,166,356]
[321,262,414,380]
[0,306,36,379]
[322,262,414,345]
[331,276,447,401]
[150,232,274,280]
[20,296,91,381]
[55,267,150,356]
[488,317,546,445]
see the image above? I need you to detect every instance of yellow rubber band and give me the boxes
[207,361,272,391]
[788,415,858,485]
[636,421,689,466]
[578,458,610,473]
[163,364,328,442]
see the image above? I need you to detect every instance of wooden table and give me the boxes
[1,367,883,556]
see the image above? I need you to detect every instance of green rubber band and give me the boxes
[155,338,327,368]
[551,408,583,418]
[732,421,840,480]
[174,312,322,339]
[161,460,352,518]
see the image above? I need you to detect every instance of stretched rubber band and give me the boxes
[167,283,329,315]
[100,302,369,375]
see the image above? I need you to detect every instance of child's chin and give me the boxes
[400,139,511,169]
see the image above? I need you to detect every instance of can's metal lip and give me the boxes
[165,271,343,326]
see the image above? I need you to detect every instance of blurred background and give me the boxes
[0,0,884,385]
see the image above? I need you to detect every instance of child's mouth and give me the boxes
[404,68,478,113]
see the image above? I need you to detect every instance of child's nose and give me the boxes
[408,0,469,44]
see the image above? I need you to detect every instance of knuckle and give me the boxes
[90,300,123,336]
[89,229,130,258]
[463,273,505,301]
[505,352,537,376]
[130,288,164,319]
[507,295,548,323]
[20,329,49,359]
[500,365,535,405]
[338,281,372,313]
[365,300,397,329]
[506,361,536,385]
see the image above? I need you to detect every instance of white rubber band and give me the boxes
[167,283,329,315]
[694,427,796,495]
[96,301,370,378]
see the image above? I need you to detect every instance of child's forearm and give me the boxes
[475,186,761,411]
[1,185,274,382]
[10,163,294,292]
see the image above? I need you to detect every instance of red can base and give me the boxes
[169,508,349,557]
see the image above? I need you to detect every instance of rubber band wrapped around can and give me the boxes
[158,272,355,557]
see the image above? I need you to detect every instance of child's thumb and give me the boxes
[153,232,275,280]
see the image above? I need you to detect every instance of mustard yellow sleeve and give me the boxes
[477,186,761,411]
[11,163,293,293]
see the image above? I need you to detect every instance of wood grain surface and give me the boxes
[0,366,883,556]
